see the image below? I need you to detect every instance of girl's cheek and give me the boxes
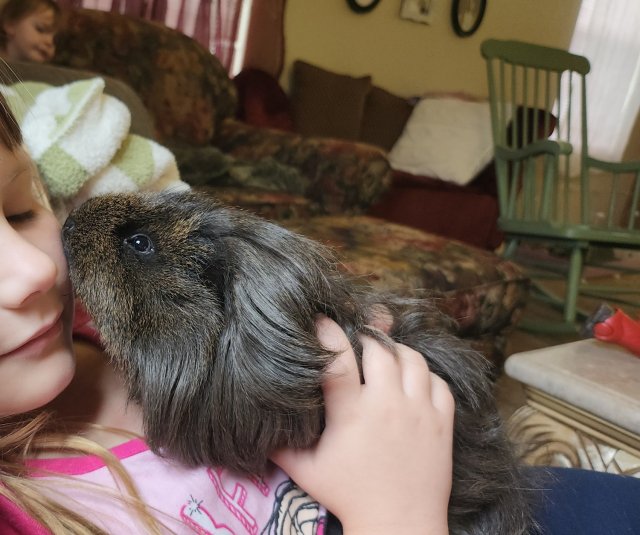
[39,211,75,333]
[24,207,69,289]
[43,213,68,282]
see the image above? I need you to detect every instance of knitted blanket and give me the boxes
[0,77,188,216]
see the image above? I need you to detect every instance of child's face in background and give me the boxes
[3,5,57,63]
[0,143,75,417]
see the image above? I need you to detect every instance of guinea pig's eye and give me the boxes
[124,233,155,255]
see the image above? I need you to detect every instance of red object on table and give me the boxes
[593,308,640,357]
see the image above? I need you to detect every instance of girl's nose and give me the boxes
[0,227,58,308]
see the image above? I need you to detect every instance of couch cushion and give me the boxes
[369,179,502,250]
[360,85,414,151]
[290,60,372,141]
[195,186,312,221]
[216,119,392,216]
[282,215,529,367]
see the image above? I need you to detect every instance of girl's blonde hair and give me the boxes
[0,89,168,534]
[0,0,61,48]
[0,72,20,148]
[0,414,170,534]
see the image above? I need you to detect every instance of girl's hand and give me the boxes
[270,317,454,535]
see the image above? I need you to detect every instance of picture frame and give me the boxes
[346,0,381,14]
[400,0,435,25]
[451,0,487,37]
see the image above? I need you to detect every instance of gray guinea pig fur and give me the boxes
[62,190,536,535]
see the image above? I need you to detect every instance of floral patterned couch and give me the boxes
[36,8,528,367]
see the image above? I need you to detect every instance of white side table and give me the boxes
[505,338,640,477]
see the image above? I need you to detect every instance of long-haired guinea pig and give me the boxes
[62,190,534,534]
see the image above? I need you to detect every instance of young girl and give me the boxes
[0,83,454,532]
[0,0,60,64]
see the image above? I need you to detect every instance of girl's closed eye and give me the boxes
[7,209,36,224]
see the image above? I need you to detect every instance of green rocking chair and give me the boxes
[481,39,640,332]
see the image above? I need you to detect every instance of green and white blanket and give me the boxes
[0,77,188,215]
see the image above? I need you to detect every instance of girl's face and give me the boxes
[0,142,75,417]
[3,6,57,63]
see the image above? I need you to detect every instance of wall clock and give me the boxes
[346,0,381,14]
[451,0,487,37]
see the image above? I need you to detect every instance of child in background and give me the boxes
[0,0,60,64]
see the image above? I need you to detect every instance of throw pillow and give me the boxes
[360,85,414,151]
[233,68,295,132]
[388,97,493,186]
[290,60,372,141]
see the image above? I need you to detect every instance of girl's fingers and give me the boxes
[396,344,454,415]
[317,318,455,420]
[429,372,455,416]
[394,342,432,399]
[316,317,361,411]
[362,338,455,417]
[360,334,402,391]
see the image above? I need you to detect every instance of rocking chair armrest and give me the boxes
[587,156,640,174]
[495,139,563,161]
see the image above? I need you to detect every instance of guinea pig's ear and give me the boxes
[199,245,232,313]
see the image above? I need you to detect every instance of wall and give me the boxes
[283,0,582,98]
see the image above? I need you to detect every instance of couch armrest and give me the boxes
[53,8,237,146]
[215,119,392,215]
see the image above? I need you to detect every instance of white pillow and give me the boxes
[388,97,494,186]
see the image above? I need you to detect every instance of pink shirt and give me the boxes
[7,439,326,534]
[0,495,49,534]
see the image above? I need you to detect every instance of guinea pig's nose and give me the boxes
[62,217,76,239]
